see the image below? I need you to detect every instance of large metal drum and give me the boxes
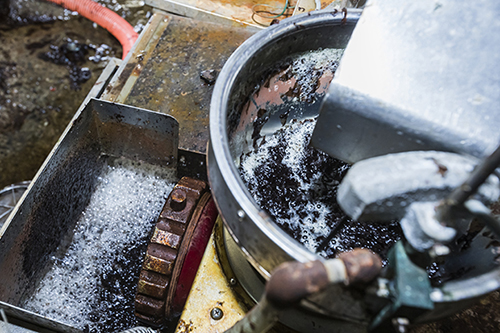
[208,10,369,332]
[208,8,500,332]
[209,9,359,280]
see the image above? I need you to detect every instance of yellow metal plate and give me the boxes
[175,219,248,332]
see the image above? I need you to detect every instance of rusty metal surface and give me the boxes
[174,219,249,333]
[165,192,212,318]
[151,227,183,249]
[146,0,293,28]
[266,261,330,308]
[338,249,383,285]
[138,270,170,299]
[135,177,208,325]
[160,178,207,222]
[101,13,170,103]
[108,13,255,154]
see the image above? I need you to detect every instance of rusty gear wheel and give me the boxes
[135,176,214,325]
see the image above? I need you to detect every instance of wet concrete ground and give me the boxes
[0,0,149,188]
[413,292,500,332]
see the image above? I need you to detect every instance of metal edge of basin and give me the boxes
[0,95,179,331]
[208,9,360,280]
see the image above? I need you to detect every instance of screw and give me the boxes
[170,188,187,211]
[230,278,237,286]
[237,210,245,220]
[210,307,223,320]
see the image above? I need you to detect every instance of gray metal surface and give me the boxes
[312,0,500,164]
[0,98,178,331]
[102,12,256,154]
[0,302,65,333]
[0,182,30,230]
[337,151,500,222]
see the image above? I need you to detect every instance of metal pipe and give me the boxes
[446,144,500,207]
[437,143,500,227]
[225,249,382,333]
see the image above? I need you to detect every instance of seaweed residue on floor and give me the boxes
[0,0,150,188]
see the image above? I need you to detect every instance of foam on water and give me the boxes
[240,119,348,253]
[288,48,343,102]
[240,118,401,259]
[23,158,176,332]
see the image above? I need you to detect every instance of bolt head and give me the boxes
[210,307,223,320]
[170,189,187,211]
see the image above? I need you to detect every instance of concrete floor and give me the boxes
[0,0,148,188]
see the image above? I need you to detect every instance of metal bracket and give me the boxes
[370,242,433,331]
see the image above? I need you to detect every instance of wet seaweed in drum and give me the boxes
[239,118,402,261]
[238,49,401,261]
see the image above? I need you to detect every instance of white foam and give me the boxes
[289,48,344,102]
[240,49,347,253]
[23,159,176,330]
[241,120,337,253]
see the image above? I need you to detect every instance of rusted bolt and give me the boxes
[170,188,187,211]
[210,307,223,320]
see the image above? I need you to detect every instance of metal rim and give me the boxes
[209,10,360,277]
[0,181,31,229]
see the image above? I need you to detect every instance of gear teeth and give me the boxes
[135,177,208,325]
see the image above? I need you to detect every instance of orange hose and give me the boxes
[46,0,138,60]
